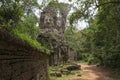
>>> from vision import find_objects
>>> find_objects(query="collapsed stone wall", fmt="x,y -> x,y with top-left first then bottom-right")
0,31 -> 48,80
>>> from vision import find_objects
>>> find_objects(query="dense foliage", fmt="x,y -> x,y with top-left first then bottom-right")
68,0 -> 120,69
0,0 -> 50,54
1,0 -> 120,68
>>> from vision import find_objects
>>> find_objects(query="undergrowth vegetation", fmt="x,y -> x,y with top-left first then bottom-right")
49,64 -> 85,80
0,0 -> 51,54
13,29 -> 50,54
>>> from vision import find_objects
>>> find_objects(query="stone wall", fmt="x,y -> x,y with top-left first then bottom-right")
0,31 -> 48,80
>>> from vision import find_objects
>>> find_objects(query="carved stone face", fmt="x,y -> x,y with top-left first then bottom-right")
44,14 -> 54,28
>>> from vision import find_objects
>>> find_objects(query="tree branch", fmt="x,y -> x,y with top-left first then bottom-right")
96,1 -> 120,7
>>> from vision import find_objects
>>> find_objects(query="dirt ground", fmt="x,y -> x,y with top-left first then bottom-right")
68,64 -> 117,80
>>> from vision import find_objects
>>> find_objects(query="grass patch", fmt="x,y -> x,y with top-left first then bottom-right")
49,64 -> 85,80
13,29 -> 50,54
79,61 -> 88,65
112,69 -> 120,80
50,70 -> 82,80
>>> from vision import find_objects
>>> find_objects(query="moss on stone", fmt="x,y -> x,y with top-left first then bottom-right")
13,29 -> 50,54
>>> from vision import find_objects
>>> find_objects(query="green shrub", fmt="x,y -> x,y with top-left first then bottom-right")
13,29 -> 50,54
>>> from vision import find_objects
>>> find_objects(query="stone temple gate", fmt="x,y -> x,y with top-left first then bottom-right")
0,1 -> 75,80
40,3 -> 68,34
38,2 -> 75,66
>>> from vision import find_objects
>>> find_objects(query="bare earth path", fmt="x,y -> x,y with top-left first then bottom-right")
69,64 -> 116,80
80,64 -> 114,80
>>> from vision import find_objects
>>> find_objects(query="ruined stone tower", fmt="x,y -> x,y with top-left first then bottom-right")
39,2 -> 70,34
38,1 -> 74,66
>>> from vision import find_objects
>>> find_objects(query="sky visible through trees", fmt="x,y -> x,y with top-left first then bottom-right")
37,0 -> 88,30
